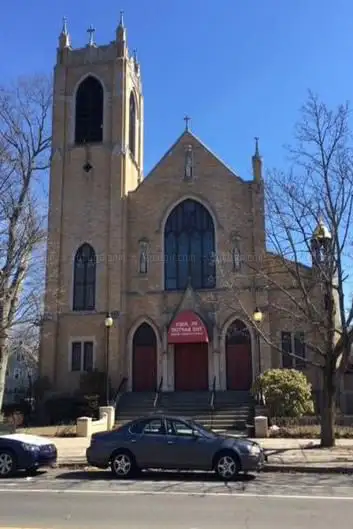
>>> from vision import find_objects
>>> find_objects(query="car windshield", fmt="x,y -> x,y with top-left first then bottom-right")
189,420 -> 217,437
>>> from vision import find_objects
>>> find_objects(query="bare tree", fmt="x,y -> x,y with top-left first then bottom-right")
219,92 -> 353,447
0,75 -> 51,412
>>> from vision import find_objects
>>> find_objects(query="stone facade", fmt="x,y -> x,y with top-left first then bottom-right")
40,19 -> 338,403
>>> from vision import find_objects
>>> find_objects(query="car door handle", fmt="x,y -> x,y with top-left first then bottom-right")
130,439 -> 137,443
167,440 -> 174,444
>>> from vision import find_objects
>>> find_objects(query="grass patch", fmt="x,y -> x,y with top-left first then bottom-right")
271,425 -> 353,438
17,424 -> 76,437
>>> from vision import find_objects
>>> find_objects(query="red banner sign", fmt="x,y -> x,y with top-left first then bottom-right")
168,310 -> 209,344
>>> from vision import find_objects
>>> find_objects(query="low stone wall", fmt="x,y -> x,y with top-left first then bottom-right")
255,401 -> 353,427
254,416 -> 269,438
259,414 -> 353,427
76,406 -> 115,437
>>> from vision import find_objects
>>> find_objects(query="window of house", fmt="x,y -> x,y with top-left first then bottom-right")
70,341 -> 94,372
281,331 -> 306,369
13,368 -> 22,379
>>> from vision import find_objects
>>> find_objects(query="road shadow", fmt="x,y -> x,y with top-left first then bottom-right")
55,469 -> 256,484
1,470 -> 47,479
264,443 -> 321,456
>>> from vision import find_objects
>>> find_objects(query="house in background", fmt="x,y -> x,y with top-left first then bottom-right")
4,338 -> 39,405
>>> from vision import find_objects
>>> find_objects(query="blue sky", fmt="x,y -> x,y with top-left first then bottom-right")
2,0 -> 353,178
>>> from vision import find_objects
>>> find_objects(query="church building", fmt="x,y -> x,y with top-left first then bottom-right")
40,16 -> 322,405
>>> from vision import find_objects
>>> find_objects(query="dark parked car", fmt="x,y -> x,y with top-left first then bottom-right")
0,433 -> 57,477
86,414 -> 265,480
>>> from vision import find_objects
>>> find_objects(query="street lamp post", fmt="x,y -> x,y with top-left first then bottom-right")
253,307 -> 264,405
104,313 -> 113,406
253,307 -> 263,374
311,219 -> 333,411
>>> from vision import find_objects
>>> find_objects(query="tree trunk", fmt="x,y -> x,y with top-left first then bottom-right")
320,366 -> 336,447
0,349 -> 8,413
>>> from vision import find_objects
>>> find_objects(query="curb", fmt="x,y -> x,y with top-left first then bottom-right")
56,462 -> 89,469
55,461 -> 353,474
263,464 -> 353,474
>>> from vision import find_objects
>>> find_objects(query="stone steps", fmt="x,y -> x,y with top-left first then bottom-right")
116,416 -> 249,431
116,390 -> 254,431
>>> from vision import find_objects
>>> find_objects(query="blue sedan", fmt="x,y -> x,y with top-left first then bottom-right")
86,414 -> 266,480
0,433 -> 57,477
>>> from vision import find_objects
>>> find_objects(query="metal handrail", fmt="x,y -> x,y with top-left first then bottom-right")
210,376 -> 216,411
153,376 -> 163,409
117,376 -> 128,393
113,376 -> 128,407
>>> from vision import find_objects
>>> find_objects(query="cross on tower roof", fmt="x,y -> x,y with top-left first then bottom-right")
254,136 -> 260,156
184,115 -> 191,131
87,24 -> 96,47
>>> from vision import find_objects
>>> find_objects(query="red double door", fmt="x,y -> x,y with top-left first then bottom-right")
132,342 -> 252,392
174,343 -> 209,391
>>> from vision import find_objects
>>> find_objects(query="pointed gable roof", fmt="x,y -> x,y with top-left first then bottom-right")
166,281 -> 214,339
144,129 -> 245,183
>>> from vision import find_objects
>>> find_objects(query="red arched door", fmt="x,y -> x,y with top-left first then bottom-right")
226,320 -> 252,391
132,323 -> 157,392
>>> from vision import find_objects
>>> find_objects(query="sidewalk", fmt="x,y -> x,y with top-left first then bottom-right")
52,436 -> 353,473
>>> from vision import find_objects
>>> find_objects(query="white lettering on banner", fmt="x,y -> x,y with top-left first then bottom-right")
170,320 -> 204,336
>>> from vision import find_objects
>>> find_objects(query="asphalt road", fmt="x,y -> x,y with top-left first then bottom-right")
1,469 -> 353,528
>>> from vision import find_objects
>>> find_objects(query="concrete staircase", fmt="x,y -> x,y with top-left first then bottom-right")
116,390 -> 254,433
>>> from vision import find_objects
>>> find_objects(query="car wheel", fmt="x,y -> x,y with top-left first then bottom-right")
215,452 -> 240,480
111,451 -> 136,479
0,450 -> 16,478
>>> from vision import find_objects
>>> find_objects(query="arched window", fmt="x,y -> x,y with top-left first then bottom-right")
129,91 -> 136,159
164,199 -> 216,291
75,76 -> 103,145
226,320 -> 250,345
132,322 -> 157,392
73,243 -> 96,311
133,322 -> 157,348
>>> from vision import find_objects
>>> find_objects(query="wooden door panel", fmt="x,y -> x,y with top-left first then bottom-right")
175,343 -> 208,391
226,343 -> 252,391
133,345 -> 157,392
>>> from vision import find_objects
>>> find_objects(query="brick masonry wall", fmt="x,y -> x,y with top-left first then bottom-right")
40,37 -> 329,401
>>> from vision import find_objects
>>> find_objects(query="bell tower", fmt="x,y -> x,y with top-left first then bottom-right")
40,15 -> 144,389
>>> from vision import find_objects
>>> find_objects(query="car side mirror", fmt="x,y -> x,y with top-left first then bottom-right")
192,429 -> 201,438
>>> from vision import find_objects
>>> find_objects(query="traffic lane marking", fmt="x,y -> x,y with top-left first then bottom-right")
1,488 -> 353,500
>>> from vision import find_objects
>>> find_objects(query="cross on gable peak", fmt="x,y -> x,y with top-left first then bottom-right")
184,115 -> 191,131
87,24 -> 96,47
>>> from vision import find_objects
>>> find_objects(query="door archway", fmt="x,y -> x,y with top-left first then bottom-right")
225,320 -> 252,391
132,322 -> 157,392
168,310 -> 209,391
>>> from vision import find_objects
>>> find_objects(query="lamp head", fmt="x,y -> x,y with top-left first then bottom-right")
105,314 -> 113,327
253,307 -> 263,323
